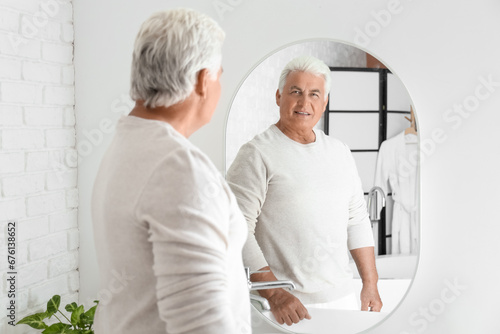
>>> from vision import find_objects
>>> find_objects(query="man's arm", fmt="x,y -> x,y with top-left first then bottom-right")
350,247 -> 383,312
250,266 -> 311,326
226,143 -> 269,270
343,145 -> 382,311
141,151 -> 239,333
227,143 -> 310,326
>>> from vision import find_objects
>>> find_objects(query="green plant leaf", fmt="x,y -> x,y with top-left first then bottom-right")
17,312 -> 49,329
42,323 -> 73,334
46,295 -> 61,318
71,305 -> 85,327
79,313 -> 90,327
65,302 -> 78,313
82,304 -> 98,326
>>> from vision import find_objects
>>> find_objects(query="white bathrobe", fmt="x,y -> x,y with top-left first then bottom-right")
374,131 -> 419,254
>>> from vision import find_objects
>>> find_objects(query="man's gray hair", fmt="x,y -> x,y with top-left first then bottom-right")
278,56 -> 331,101
130,8 -> 225,108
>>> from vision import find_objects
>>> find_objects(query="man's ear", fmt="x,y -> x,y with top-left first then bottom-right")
194,69 -> 210,98
275,89 -> 281,107
322,95 -> 329,113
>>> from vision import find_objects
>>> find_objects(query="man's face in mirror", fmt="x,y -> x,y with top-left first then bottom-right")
275,71 -> 328,131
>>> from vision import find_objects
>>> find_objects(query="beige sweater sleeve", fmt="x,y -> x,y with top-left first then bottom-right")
226,143 -> 269,271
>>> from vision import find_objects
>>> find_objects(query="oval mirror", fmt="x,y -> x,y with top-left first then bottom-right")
225,39 -> 420,334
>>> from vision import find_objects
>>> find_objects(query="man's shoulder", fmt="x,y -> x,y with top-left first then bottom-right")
319,131 -> 350,152
239,126 -> 277,152
250,125 -> 278,144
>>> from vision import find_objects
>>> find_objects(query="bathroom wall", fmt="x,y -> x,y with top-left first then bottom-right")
0,0 -> 78,331
73,0 -> 500,333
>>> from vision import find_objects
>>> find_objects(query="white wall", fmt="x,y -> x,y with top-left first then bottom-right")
0,0 -> 78,332
74,0 -> 500,333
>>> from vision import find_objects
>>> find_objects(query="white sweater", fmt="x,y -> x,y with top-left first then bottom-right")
92,116 -> 251,334
226,125 -> 374,304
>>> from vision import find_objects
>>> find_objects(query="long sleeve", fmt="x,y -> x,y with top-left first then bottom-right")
136,148 -> 237,334
344,145 -> 375,250
226,143 -> 269,271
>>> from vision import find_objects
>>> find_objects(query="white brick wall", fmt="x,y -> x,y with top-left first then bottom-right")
26,191 -> 67,216
2,129 -> 45,149
0,82 -> 44,104
0,105 -> 23,126
45,128 -> 75,147
18,216 -> 49,242
0,1 -> 78,333
41,42 -> 73,64
25,107 -> 63,126
0,8 -> 20,33
0,57 -> 22,79
0,152 -> 24,174
23,61 -> 61,83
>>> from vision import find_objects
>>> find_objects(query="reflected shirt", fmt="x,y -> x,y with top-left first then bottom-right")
227,124 -> 374,304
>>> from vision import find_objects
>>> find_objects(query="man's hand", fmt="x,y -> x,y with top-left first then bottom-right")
267,289 -> 311,326
250,266 -> 311,326
360,283 -> 383,312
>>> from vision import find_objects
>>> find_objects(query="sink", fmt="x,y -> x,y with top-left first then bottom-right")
251,301 -> 389,334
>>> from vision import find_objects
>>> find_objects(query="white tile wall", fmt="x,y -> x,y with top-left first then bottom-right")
0,1 -> 78,333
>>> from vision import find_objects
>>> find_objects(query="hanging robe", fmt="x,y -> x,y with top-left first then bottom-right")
374,130 -> 419,254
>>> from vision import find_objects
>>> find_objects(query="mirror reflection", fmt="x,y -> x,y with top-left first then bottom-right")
225,40 -> 419,333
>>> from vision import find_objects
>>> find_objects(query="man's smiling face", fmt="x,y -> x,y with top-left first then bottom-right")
275,70 -> 329,132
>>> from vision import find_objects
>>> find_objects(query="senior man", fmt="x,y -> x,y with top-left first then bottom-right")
92,9 -> 250,334
227,56 -> 382,326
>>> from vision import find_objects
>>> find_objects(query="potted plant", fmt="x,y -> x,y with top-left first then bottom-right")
17,295 -> 98,334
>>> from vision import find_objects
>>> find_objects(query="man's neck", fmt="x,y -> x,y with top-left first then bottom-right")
129,98 -> 200,137
275,121 -> 316,144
